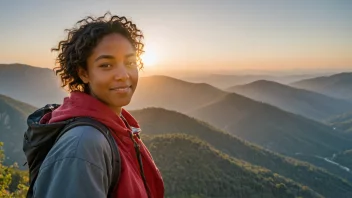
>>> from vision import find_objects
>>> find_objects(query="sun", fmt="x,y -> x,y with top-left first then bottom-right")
141,50 -> 157,67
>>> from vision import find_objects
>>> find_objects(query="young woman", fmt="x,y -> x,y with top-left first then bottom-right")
32,12 -> 164,198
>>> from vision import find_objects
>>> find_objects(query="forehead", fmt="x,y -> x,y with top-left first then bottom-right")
92,33 -> 135,55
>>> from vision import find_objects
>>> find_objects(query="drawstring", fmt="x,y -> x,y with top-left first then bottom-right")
120,116 -> 152,198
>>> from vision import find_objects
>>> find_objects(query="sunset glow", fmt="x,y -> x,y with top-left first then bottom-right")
0,0 -> 351,72
141,50 -> 157,68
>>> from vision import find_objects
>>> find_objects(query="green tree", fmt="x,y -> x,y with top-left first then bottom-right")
0,142 -> 28,198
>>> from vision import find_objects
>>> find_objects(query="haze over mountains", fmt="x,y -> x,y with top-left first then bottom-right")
0,94 -> 36,166
291,73 -> 352,102
0,64 -> 67,107
129,75 -> 227,113
227,80 -> 352,121
189,93 -> 352,156
326,112 -> 352,136
2,63 -> 352,197
176,73 -> 317,89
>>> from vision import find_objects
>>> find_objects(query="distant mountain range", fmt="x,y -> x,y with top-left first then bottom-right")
190,93 -> 352,157
0,63 -> 67,107
179,73 -> 318,89
132,107 -> 352,197
2,95 -> 352,198
291,72 -> 352,102
3,64 -> 352,160
0,94 -> 36,166
3,63 -> 352,197
227,80 -> 352,121
129,75 -> 227,113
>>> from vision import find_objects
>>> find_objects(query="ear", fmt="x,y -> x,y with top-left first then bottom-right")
77,66 -> 89,84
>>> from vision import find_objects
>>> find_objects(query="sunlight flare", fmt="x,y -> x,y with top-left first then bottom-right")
141,51 -> 157,67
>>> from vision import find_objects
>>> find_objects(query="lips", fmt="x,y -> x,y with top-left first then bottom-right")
110,85 -> 131,90
110,85 -> 132,93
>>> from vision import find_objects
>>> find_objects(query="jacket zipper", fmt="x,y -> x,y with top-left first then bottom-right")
120,115 -> 152,198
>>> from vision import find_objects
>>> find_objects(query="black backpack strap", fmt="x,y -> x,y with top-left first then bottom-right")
56,117 -> 121,197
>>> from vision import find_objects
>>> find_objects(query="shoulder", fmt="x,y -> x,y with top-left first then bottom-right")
41,125 -> 113,171
34,126 -> 113,198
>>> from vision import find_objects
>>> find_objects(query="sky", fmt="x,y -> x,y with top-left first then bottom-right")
0,0 -> 351,74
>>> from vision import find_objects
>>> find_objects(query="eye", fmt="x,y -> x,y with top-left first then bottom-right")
126,61 -> 137,68
99,63 -> 112,68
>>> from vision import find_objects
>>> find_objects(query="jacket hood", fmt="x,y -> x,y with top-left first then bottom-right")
32,91 -> 140,137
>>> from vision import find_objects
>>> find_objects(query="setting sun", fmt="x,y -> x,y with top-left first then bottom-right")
141,50 -> 157,67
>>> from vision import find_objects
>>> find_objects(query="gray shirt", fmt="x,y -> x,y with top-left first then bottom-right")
33,126 -> 114,198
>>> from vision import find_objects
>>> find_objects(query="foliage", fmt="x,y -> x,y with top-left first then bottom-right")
143,134 -> 323,198
133,107 -> 352,198
0,142 -> 28,198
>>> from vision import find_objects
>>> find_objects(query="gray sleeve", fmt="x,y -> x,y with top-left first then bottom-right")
33,126 -> 113,198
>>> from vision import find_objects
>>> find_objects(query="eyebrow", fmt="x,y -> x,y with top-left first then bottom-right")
94,53 -> 136,62
125,53 -> 136,59
94,55 -> 114,62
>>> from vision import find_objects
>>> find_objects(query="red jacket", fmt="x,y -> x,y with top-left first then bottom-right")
43,91 -> 164,198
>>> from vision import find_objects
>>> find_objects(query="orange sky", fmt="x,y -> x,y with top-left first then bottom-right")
0,0 -> 351,73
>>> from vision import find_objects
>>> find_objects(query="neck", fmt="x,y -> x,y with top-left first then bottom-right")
112,106 -> 122,117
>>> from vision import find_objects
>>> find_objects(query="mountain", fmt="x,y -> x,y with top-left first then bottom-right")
128,75 -> 227,113
1,96 -> 352,197
227,80 -> 352,121
179,74 -> 317,89
128,76 -> 352,179
189,93 -> 352,159
291,72 -> 352,101
132,108 -> 352,197
334,150 -> 352,171
0,64 -> 227,113
0,63 -> 67,107
144,134 -> 322,198
0,94 -> 36,166
326,112 -> 352,135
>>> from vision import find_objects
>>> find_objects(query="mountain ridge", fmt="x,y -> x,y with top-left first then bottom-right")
189,91 -> 352,182
0,94 -> 36,166
227,80 -> 352,121
0,63 -> 67,107
291,72 -> 352,101
132,107 -> 352,197
144,133 -> 323,198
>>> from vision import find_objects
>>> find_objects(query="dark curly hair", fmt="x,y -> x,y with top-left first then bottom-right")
52,12 -> 144,93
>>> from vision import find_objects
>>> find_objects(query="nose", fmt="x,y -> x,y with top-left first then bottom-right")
113,63 -> 130,81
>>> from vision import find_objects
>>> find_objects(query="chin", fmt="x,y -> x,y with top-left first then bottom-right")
113,99 -> 131,108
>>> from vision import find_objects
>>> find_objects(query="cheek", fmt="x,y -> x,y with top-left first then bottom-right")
90,71 -> 111,90
130,69 -> 139,86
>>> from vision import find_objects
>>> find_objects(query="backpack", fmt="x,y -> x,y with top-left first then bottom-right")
23,104 -> 121,198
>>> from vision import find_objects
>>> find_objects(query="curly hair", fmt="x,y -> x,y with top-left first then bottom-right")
52,12 -> 144,93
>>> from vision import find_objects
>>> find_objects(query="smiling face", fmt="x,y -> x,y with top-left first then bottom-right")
78,33 -> 139,114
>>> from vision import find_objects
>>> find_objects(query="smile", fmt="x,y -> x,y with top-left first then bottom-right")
110,86 -> 132,93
